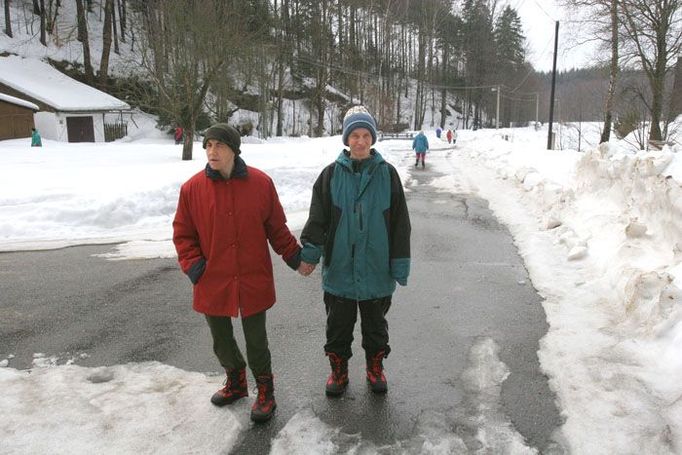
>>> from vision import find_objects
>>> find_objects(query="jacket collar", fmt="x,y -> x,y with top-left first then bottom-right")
336,149 -> 384,171
205,156 -> 248,181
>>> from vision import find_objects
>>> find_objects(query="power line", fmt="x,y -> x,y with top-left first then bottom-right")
425,82 -> 501,90
509,0 -> 528,13
530,0 -> 557,21
500,92 -> 536,103
294,54 -> 502,92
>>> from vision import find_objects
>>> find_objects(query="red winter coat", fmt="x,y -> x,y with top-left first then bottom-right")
172,160 -> 300,317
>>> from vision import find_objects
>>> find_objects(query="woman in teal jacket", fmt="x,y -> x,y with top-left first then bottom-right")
412,131 -> 429,168
31,128 -> 42,147
300,106 -> 411,397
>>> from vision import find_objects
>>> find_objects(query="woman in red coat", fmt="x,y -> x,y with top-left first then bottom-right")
174,126 -> 183,144
173,123 -> 304,423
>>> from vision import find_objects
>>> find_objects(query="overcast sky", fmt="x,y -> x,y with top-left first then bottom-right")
506,0 -> 598,72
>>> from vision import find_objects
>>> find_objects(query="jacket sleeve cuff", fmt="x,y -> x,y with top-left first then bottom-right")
187,257 -> 206,284
300,243 -> 322,265
284,249 -> 302,271
390,258 -> 410,286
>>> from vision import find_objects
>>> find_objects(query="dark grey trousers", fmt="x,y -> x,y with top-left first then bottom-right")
205,311 -> 271,377
323,292 -> 392,360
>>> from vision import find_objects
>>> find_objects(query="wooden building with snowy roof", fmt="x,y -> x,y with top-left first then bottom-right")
0,56 -> 131,143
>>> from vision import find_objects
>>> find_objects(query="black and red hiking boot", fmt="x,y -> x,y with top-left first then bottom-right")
211,368 -> 248,406
366,350 -> 388,393
251,374 -> 277,423
325,352 -> 349,397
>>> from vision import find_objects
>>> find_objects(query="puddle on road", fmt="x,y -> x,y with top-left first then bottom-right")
270,338 -> 564,454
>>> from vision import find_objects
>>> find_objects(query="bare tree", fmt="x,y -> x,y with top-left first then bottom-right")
111,0 -> 119,54
670,57 -> 682,118
98,0 -> 113,89
409,0 -> 449,130
1,0 -> 553,140
310,0 -> 331,136
462,0 -> 497,129
4,0 -> 12,38
620,0 -> 682,144
45,0 -> 62,35
75,0 -> 94,83
272,0 -> 289,136
117,0 -> 126,43
137,0 -> 256,160
39,0 -> 46,45
559,0 -> 620,142
601,0 -> 619,143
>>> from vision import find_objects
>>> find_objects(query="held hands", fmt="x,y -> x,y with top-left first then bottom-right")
298,261 -> 316,276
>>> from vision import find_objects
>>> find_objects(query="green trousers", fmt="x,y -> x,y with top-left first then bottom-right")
205,311 -> 271,377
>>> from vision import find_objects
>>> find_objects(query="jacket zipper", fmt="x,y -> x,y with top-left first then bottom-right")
357,202 -> 363,231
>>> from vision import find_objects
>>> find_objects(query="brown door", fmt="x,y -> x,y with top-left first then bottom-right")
66,116 -> 95,142
0,115 -> 12,139
14,115 -> 33,138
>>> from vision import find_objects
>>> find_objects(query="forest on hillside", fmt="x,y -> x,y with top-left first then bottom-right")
3,0 -> 682,155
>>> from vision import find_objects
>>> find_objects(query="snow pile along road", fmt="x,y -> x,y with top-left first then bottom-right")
454,131 -> 682,454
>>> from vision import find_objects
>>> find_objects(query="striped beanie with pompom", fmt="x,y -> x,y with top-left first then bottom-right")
341,106 -> 377,146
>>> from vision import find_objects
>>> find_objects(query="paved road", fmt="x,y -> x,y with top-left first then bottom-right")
0,148 -> 564,454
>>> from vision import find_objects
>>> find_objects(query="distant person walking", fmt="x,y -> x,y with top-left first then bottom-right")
435,127 -> 442,139
446,129 -> 453,144
174,126 -> 184,145
31,128 -> 42,147
412,130 -> 429,169
299,105 -> 411,397
172,123 -> 307,423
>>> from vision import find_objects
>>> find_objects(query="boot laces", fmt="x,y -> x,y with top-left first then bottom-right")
331,355 -> 343,373
221,376 -> 233,392
329,354 -> 347,381
256,380 -> 271,404
369,352 -> 384,378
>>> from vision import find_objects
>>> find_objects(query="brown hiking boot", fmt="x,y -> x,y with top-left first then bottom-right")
366,350 -> 388,393
211,368 -> 248,406
325,352 -> 349,397
251,374 -> 276,423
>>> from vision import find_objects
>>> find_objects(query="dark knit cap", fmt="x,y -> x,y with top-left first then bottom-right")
202,123 -> 241,154
342,106 -> 378,146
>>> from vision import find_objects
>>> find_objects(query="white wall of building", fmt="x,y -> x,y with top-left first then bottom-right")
33,112 -> 111,142
33,112 -> 60,141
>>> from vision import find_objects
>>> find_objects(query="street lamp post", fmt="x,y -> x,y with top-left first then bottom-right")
492,85 -> 500,129
547,21 -> 560,149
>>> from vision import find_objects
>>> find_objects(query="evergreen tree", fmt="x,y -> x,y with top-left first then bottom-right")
461,0 -> 495,128
494,5 -> 527,126
494,6 -> 525,69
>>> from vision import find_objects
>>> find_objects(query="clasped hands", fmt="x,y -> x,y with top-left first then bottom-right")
297,261 -> 316,276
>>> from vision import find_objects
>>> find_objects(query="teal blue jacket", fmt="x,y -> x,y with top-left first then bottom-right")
301,150 -> 411,300
412,133 -> 429,153
31,130 -> 42,146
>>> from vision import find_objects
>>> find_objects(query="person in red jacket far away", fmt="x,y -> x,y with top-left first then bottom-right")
172,123 -> 311,423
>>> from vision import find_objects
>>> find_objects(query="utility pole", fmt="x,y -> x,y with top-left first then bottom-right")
495,85 -> 500,129
535,92 -> 539,126
547,21 -> 559,149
